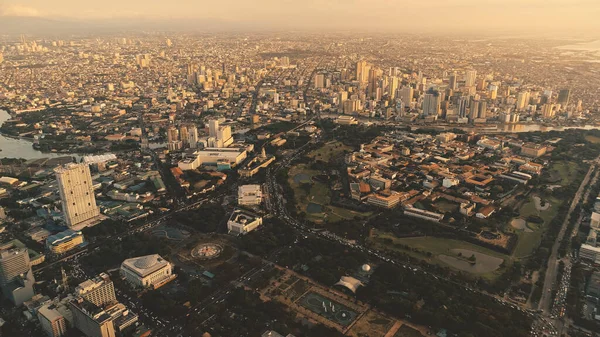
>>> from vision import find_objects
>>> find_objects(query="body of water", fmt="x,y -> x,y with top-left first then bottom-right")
556,40 -> 600,52
0,109 -> 71,159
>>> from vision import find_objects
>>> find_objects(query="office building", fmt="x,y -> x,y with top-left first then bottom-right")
0,241 -> 35,305
55,163 -> 100,228
356,60 -> 369,84
75,273 -> 116,307
187,125 -> 199,148
558,88 -> 571,106
69,297 -> 116,337
422,91 -> 441,116
227,209 -> 263,235
238,185 -> 262,206
314,74 -> 325,89
121,255 -> 175,289
465,69 -> 477,87
46,229 -> 85,254
449,72 -> 457,90
38,303 -> 68,337
208,119 -> 219,138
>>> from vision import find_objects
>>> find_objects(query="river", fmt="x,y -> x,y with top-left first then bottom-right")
0,109 -> 72,159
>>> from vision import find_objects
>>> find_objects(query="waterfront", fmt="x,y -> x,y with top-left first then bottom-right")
0,109 -> 70,159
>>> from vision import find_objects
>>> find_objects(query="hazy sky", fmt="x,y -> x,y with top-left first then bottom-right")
1,0 -> 600,34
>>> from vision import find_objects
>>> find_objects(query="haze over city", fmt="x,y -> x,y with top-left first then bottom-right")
1,0 -> 600,35
1,1 -> 600,337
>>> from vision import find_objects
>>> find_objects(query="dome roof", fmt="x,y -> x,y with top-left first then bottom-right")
362,264 -> 371,272
134,255 -> 159,269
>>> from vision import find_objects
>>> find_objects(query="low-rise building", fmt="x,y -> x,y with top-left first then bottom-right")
120,255 -> 175,289
46,229 -> 85,254
227,209 -> 263,235
238,185 -> 262,206
521,143 -> 547,157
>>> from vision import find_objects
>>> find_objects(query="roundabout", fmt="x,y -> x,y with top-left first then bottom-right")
191,243 -> 224,260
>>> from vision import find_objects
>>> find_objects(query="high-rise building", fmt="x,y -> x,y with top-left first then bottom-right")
167,126 -> 179,143
542,103 -> 555,118
188,125 -> 198,149
0,241 -> 35,305
179,125 -> 189,146
69,297 -> 116,337
449,72 -> 457,90
399,86 -> 413,105
208,119 -> 219,138
422,90 -> 441,116
75,273 -> 116,308
356,60 -> 369,84
55,163 -> 100,228
465,70 -> 477,87
457,96 -> 469,118
313,74 -> 325,89
389,76 -> 399,99
516,91 -> 529,110
38,304 -> 68,337
558,89 -> 571,106
478,101 -> 487,119
0,52 -> 4,64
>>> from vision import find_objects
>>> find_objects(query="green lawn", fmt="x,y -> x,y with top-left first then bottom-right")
368,230 -> 509,279
306,141 -> 352,162
547,161 -> 579,185
511,195 -> 560,258
288,163 -> 370,223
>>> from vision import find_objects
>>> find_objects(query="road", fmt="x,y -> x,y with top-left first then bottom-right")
264,138 -> 531,320
538,161 -> 596,314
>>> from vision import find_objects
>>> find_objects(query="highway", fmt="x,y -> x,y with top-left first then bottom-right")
538,159 -> 597,313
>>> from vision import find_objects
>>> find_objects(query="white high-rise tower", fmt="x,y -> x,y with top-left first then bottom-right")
55,163 -> 100,228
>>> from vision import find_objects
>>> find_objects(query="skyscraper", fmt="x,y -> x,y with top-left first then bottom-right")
558,89 -> 571,106
356,60 -> 369,84
0,241 -> 35,305
188,125 -> 199,149
399,86 -> 414,106
422,90 -> 441,116
449,72 -> 457,90
208,119 -> 219,138
55,163 -> 100,228
465,70 -> 477,87
457,96 -> 469,118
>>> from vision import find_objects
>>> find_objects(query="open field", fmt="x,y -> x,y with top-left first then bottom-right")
585,135 -> 600,144
546,161 -> 579,185
347,310 -> 394,337
306,140 -> 352,162
510,195 -> 560,258
368,230 -> 509,279
288,163 -> 370,223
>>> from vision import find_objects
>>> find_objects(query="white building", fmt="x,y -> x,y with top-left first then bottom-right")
442,177 -> 459,188
178,156 -> 202,171
238,185 -> 262,206
120,255 -> 175,289
54,163 -> 100,228
37,304 -> 68,337
580,244 -> 600,264
193,147 -> 247,166
227,209 -> 263,235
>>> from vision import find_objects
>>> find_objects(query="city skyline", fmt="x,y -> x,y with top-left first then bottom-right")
1,0 -> 600,36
